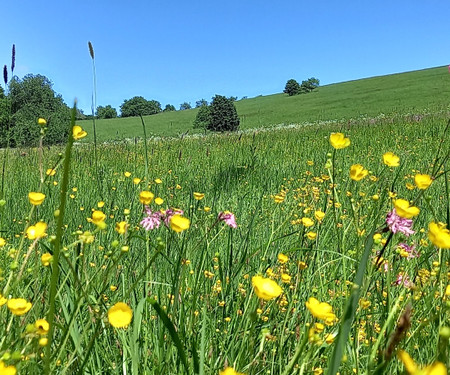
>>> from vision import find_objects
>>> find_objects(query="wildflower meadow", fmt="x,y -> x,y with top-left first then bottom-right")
0,105 -> 448,375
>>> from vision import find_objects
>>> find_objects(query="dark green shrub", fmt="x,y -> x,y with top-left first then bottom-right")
207,95 -> 239,132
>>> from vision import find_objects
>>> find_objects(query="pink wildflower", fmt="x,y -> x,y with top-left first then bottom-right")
386,209 -> 415,236
140,206 -> 161,230
398,242 -> 419,259
393,273 -> 413,288
218,211 -> 237,228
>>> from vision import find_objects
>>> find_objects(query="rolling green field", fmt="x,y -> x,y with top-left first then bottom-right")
0,67 -> 449,375
79,66 -> 450,141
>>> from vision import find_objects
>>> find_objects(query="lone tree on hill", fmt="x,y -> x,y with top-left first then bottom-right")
283,79 -> 301,96
300,77 -> 320,93
207,95 -> 239,132
120,96 -> 161,117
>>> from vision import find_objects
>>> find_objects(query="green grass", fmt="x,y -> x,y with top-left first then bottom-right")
0,110 -> 449,374
79,66 -> 450,141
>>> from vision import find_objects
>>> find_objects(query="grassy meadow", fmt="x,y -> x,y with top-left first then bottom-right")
78,66 -> 450,141
0,71 -> 449,375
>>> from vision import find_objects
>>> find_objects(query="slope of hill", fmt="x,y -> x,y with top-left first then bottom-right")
79,66 -> 450,141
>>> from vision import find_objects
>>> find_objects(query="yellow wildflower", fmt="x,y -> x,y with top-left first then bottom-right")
0,237 -> 6,247
414,174 -> 432,190
72,125 -> 87,140
108,302 -> 133,328
305,297 -> 337,325
219,367 -> 245,375
349,164 -> 368,181
398,350 -> 446,375
329,133 -> 350,149
170,215 -> 190,233
41,253 -> 53,266
383,152 -> 400,167
277,253 -> 289,264
428,222 -> 450,249
28,192 -> 46,206
139,191 -> 154,205
0,361 -> 16,375
252,276 -> 282,301
193,192 -> 205,200
115,221 -> 129,235
394,199 -> 420,219
26,222 -> 47,240
7,298 -> 32,316
35,319 -> 50,335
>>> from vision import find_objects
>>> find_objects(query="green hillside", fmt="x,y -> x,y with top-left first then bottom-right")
79,66 -> 450,141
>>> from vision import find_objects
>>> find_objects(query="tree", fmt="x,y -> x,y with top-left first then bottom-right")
5,74 -> 70,147
207,95 -> 239,132
283,79 -> 301,96
120,96 -> 161,117
300,77 -> 320,93
193,104 -> 210,130
163,104 -> 176,112
96,105 -> 118,119
195,99 -> 208,108
179,102 -> 192,110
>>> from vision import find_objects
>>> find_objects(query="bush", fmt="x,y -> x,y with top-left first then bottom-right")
207,95 -> 239,132
4,74 -> 70,147
97,105 -> 118,119
120,96 -> 161,117
283,79 -> 301,96
163,104 -> 176,112
193,104 -> 210,129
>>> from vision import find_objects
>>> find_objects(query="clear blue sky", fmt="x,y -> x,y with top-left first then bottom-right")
1,1 -> 449,114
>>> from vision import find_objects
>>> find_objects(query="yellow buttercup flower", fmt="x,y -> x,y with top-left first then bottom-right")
34,319 -> 50,335
349,164 -> 368,181
306,231 -> 317,240
0,237 -> 6,247
315,210 -> 325,222
41,253 -> 53,266
91,210 -> 106,226
329,133 -> 350,149
139,191 -> 154,205
154,197 -> 164,205
193,192 -> 205,200
277,253 -> 289,264
383,152 -> 400,167
133,177 -> 141,185
0,295 -> 7,306
414,174 -> 432,190
251,275 -> 282,301
46,168 -> 56,176
0,361 -> 17,375
170,215 -> 190,233
398,350 -> 446,375
115,221 -> 129,235
26,221 -> 47,240
428,222 -> 450,249
301,217 -> 314,227
7,298 -> 32,316
219,367 -> 245,375
38,118 -> 47,126
305,297 -> 337,325
28,192 -> 46,206
108,302 -> 133,328
124,171 -> 131,178
394,199 -> 420,219
72,125 -> 87,140
154,178 -> 163,184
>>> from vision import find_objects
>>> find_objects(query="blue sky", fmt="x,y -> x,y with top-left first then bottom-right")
1,1 -> 449,114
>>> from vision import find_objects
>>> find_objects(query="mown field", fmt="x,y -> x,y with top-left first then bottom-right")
0,105 -> 449,374
78,66 -> 450,141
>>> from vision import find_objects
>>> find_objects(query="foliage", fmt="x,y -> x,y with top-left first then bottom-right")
283,78 -> 301,96
195,99 -> 208,108
207,94 -> 240,132
192,103 -> 210,129
2,74 -> 70,147
300,77 -> 320,93
163,104 -> 176,112
120,96 -> 161,117
179,102 -> 192,110
96,105 -> 118,119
